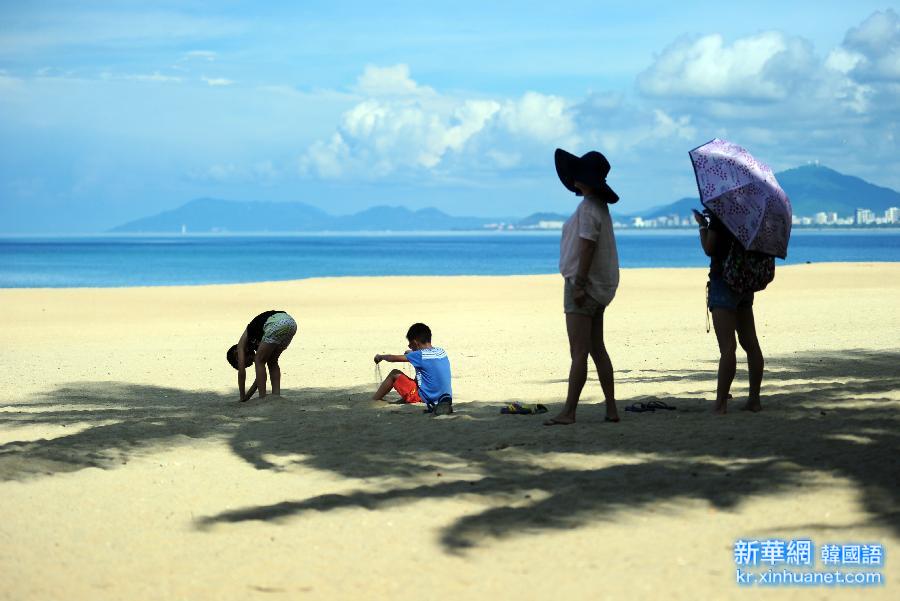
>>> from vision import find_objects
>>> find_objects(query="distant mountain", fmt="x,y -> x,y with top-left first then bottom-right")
777,165 -> 900,215
626,165 -> 900,219
111,199 -> 498,233
110,198 -> 333,232
331,206 -> 493,231
112,165 -> 900,233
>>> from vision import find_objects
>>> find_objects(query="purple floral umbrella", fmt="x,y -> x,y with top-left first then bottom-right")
689,138 -> 792,259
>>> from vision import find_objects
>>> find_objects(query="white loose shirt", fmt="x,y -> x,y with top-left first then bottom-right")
559,196 -> 620,305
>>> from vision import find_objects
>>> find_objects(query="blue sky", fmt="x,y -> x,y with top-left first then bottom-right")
1,1 -> 898,232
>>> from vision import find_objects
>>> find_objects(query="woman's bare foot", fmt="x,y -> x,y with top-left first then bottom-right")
544,413 -> 576,426
712,393 -> 732,415
741,399 -> 762,413
605,399 -> 619,422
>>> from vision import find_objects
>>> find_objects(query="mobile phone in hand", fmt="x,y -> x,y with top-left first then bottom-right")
691,209 -> 708,226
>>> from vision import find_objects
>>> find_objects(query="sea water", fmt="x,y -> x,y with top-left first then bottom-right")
1,230 -> 898,288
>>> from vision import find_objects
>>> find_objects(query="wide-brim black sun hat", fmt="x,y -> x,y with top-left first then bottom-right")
554,148 -> 619,203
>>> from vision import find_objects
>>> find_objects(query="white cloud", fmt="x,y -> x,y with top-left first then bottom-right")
202,76 -> 235,86
637,32 -> 815,100
841,9 -> 900,82
301,133 -> 351,178
96,71 -> 182,83
651,109 -> 696,140
302,65 -> 587,179
127,72 -> 183,83
296,12 -> 898,190
617,11 -> 899,196
303,65 -> 506,177
355,64 -> 434,97
635,17 -> 899,125
571,103 -> 696,159
183,50 -> 217,62
499,92 -> 577,146
0,11 -> 242,55
825,47 -> 864,74
486,150 -> 522,168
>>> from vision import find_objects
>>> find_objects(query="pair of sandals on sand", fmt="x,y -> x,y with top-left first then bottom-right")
625,400 -> 677,413
501,402 -> 548,415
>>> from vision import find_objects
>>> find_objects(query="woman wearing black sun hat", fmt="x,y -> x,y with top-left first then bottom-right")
544,149 -> 621,426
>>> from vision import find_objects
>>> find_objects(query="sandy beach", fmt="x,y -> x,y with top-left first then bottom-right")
1,262 -> 898,600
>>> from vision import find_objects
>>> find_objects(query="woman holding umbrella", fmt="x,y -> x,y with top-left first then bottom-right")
544,148 -> 621,426
689,138 -> 792,414
695,210 -> 764,414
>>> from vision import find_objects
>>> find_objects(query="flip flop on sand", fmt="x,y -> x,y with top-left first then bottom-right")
500,402 -> 548,415
646,400 -> 676,411
625,402 -> 652,413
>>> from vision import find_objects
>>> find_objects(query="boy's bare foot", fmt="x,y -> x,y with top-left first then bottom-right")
544,413 -> 576,426
741,399 -> 762,413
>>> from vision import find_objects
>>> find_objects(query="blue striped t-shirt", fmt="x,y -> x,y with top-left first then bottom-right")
406,347 -> 452,406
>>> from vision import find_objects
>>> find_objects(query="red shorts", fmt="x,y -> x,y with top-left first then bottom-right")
392,373 -> 421,404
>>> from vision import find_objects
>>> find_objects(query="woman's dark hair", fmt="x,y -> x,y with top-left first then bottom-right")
226,344 -> 254,370
406,322 -> 432,344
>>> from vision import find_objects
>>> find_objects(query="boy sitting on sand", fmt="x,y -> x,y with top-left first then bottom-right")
373,323 -> 453,415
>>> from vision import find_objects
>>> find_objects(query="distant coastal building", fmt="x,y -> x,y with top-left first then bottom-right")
504,206 -> 898,231
856,208 -> 876,225
629,214 -> 691,228
886,207 -> 900,224
536,220 -> 565,229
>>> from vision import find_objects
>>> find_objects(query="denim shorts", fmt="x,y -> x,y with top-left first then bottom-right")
708,276 -> 754,311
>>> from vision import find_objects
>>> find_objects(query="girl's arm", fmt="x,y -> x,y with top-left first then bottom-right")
237,329 -> 252,400
241,379 -> 259,402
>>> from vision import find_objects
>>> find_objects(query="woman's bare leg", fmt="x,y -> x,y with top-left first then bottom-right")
589,308 -> 617,420
546,313 -> 592,425
736,306 -> 764,412
711,308 -> 737,414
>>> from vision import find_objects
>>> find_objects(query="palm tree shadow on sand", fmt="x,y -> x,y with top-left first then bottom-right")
1,349 -> 897,552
